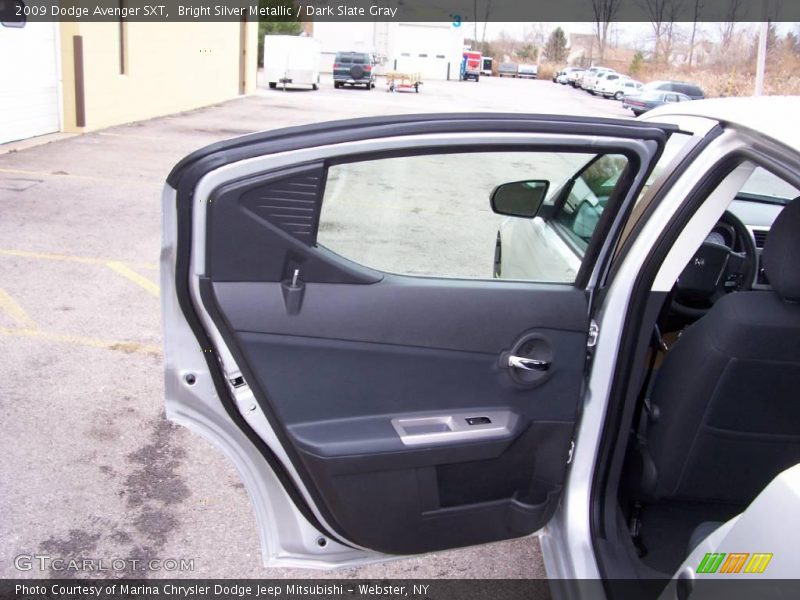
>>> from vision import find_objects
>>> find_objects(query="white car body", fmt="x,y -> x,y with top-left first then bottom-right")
582,67 -> 615,92
596,74 -> 642,99
566,68 -> 585,85
161,97 -> 800,595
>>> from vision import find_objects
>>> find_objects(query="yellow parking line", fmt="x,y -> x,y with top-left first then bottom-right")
105,261 -> 160,296
0,327 -> 161,356
0,249 -> 157,271
0,288 -> 37,328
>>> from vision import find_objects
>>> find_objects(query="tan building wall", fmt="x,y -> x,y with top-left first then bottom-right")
59,21 -> 258,132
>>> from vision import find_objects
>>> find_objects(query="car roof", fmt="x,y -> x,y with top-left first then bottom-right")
645,96 -> 800,150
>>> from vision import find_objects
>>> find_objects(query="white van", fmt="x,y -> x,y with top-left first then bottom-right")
263,35 -> 321,90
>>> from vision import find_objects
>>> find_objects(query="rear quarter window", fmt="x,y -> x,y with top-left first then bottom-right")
336,53 -> 368,64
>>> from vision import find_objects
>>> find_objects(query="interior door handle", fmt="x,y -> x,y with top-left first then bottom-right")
508,355 -> 550,372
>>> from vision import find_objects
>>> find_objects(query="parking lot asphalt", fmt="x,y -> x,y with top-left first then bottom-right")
0,74 -> 631,579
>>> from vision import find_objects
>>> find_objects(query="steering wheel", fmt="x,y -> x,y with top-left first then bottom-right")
671,210 -> 757,319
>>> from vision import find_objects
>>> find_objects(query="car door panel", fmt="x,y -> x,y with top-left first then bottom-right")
167,115 -> 673,562
203,276 -> 587,554
210,278 -> 588,351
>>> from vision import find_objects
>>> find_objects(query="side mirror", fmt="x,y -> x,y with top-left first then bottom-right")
490,180 -> 549,218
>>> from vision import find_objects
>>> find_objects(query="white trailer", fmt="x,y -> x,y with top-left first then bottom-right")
263,35 -> 321,90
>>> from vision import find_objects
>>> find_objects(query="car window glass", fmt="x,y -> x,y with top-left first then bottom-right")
740,167 -> 800,203
613,132 -> 694,253
552,154 -> 628,251
318,151 -> 627,283
637,132 -> 692,201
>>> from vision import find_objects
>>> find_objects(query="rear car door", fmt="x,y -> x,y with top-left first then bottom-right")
162,114 -> 673,565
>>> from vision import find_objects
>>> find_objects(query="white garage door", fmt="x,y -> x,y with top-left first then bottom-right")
394,55 -> 451,80
0,21 -> 60,144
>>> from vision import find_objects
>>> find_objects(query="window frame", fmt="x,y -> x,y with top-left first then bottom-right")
316,143 -> 645,287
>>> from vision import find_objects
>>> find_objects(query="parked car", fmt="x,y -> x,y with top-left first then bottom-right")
480,56 -> 493,76
557,67 -> 581,84
517,64 -> 538,79
624,89 -> 691,115
263,35 -> 321,91
497,62 -> 519,77
627,79 -> 706,101
615,78 -> 643,99
589,71 -> 616,94
582,67 -> 616,93
595,73 -> 642,100
332,51 -> 375,90
565,67 -> 586,86
163,97 -> 800,596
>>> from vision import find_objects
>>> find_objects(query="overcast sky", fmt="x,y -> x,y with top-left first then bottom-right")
479,21 -> 799,45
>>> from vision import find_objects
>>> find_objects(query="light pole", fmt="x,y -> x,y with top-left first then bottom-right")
754,21 -> 768,96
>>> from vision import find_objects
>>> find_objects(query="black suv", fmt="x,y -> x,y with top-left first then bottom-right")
333,51 -> 375,90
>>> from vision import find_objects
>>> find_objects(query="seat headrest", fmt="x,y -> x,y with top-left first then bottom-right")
763,196 -> 800,302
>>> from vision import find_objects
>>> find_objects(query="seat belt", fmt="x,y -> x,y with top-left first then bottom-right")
632,325 -> 668,441
629,324 -> 669,556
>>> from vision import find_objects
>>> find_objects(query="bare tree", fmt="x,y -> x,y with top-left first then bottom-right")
523,23 -> 550,48
640,0 -> 668,62
641,0 -> 684,64
494,29 -> 520,61
480,0 -> 493,53
720,0 -> 744,50
591,0 -> 622,63
473,0 -> 478,49
662,1 -> 684,63
687,0 -> 703,66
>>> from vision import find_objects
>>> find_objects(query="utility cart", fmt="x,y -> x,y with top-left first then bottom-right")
386,71 -> 422,93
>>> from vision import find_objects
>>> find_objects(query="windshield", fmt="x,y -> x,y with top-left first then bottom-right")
740,167 -> 800,205
337,53 -> 368,64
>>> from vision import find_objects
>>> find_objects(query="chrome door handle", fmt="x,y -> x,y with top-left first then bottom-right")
508,355 -> 550,372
